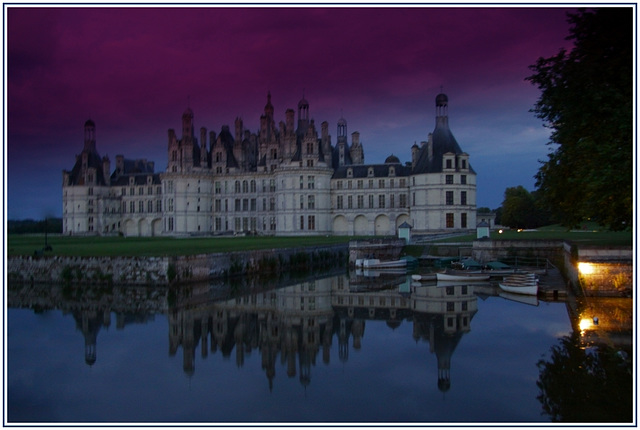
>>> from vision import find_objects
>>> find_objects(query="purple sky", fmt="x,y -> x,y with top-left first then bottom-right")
6,6 -> 576,220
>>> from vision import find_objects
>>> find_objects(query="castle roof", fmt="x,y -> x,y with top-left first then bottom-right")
66,149 -> 107,186
412,94 -> 475,175
332,162 -> 411,179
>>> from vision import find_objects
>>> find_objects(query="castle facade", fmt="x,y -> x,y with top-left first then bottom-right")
62,92 -> 477,237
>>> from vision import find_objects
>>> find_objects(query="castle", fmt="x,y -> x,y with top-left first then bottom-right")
62,92 -> 477,237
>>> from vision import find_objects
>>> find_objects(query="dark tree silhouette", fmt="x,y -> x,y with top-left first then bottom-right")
527,8 -> 633,230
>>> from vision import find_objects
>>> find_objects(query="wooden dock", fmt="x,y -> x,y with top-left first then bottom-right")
537,266 -> 569,299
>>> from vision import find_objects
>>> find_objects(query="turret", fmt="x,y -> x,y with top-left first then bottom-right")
200,127 -> 208,166
84,120 -> 96,152
411,142 -> 420,167
102,156 -> 111,186
235,117 -> 243,143
182,107 -> 194,139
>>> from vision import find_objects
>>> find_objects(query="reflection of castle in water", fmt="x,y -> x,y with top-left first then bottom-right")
8,275 -> 477,391
8,284 -> 166,366
169,274 -> 478,392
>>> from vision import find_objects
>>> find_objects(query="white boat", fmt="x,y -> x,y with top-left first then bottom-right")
498,282 -> 538,296
362,259 -> 407,269
498,273 -> 539,296
436,272 -> 490,282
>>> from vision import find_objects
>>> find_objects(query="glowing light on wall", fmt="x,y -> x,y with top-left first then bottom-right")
579,318 -> 593,332
578,262 -> 595,275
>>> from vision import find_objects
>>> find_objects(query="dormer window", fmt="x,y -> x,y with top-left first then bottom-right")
445,159 -> 453,169
367,167 -> 374,177
347,168 -> 353,178
389,167 -> 395,176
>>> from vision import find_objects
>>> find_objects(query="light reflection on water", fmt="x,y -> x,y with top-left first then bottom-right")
6,272 -> 633,423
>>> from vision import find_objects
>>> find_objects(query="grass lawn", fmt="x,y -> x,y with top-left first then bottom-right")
429,223 -> 632,246
7,234 -> 356,257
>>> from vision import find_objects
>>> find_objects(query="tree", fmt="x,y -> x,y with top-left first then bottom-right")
501,186 -> 545,229
527,8 -> 633,230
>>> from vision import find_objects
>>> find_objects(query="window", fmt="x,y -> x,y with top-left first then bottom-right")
306,160 -> 314,167
308,215 -> 315,231
215,182 -> 221,194
235,181 -> 241,193
399,194 -> 407,208
168,217 -> 174,231
139,201 -> 144,213
400,179 -> 406,188
348,195 -> 353,209
130,201 -> 135,213
337,181 -> 343,190
446,213 -> 454,228
235,199 -> 241,211
461,213 -> 467,228
242,181 -> 248,193
461,191 -> 467,206
461,175 -> 467,185
446,175 -> 454,184
250,180 -> 256,192
148,200 -> 153,212
369,195 -> 374,208
461,159 -> 467,169
446,191 -> 454,205
357,195 -> 364,209
300,216 -> 304,230
357,180 -> 363,189
308,176 -> 315,189
300,196 -> 304,209
390,194 -> 395,208
367,167 -> 374,177
337,195 -> 343,210
156,200 -> 162,212
446,159 -> 452,169
379,179 -> 385,188
308,195 -> 315,209
300,176 -> 304,189
379,195 -> 385,208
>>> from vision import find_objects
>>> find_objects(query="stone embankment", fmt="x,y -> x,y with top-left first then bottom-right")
7,244 -> 348,286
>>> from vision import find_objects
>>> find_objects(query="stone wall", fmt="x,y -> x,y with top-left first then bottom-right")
7,244 -> 349,286
471,239 -> 565,262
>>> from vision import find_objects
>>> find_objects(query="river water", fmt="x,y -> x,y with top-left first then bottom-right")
6,271 -> 633,424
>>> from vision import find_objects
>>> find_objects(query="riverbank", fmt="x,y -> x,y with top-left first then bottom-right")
7,244 -> 348,286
